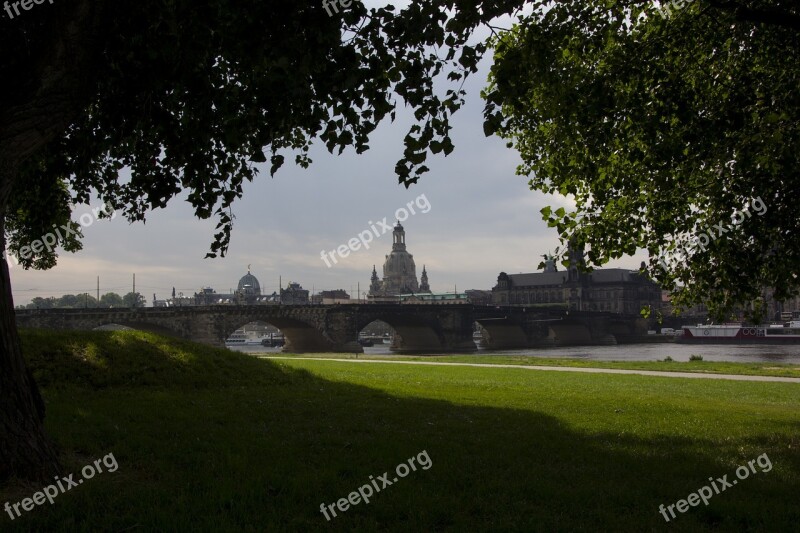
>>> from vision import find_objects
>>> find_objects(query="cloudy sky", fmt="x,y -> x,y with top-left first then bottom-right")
9,7 -> 648,307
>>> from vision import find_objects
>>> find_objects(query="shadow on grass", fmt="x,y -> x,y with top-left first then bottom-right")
2,329 -> 798,532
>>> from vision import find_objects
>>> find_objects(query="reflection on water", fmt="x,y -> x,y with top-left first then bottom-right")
228,342 -> 800,363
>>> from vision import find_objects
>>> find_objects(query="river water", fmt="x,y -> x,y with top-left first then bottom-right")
228,342 -> 800,363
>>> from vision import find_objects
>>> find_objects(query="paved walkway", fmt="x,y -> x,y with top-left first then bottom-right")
261,356 -> 800,383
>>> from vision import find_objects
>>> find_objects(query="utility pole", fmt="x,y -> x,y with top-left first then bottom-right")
357,282 -> 360,304
96,276 -> 99,302
279,275 -> 282,304
132,273 -> 136,308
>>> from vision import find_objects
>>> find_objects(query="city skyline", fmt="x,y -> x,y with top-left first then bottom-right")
8,55 -> 649,307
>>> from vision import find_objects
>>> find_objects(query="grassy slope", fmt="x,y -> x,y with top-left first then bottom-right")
1,329 -> 798,532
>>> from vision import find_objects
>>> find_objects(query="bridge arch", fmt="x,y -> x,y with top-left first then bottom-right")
220,321 -> 284,349
356,320 -> 394,350
356,312 -> 448,353
474,318 -> 533,349
92,323 -> 133,331
222,316 -> 333,353
92,321 -> 184,339
548,321 -> 594,345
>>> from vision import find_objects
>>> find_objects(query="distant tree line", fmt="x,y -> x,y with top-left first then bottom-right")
18,292 -> 145,309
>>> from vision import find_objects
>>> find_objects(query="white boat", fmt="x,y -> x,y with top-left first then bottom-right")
225,334 -> 265,346
678,321 -> 800,344
225,328 -> 271,346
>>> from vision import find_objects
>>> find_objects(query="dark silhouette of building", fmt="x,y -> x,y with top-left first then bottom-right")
311,289 -> 350,304
281,281 -> 309,304
369,222 -> 432,297
192,269 -> 278,305
465,290 -> 492,305
492,242 -> 662,313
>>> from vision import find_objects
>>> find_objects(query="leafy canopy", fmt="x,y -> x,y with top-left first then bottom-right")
2,0 -> 515,263
3,0 -> 798,320
483,1 -> 800,318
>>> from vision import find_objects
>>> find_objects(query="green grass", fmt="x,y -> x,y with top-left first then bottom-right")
1,329 -> 799,532
268,352 -> 800,378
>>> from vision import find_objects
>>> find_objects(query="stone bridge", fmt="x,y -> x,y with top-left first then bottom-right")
15,305 -> 650,353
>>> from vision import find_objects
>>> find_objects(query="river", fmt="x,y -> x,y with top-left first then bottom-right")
228,342 -> 800,363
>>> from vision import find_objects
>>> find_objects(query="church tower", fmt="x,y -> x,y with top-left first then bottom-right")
566,239 -> 586,282
369,222 -> 424,296
564,239 -> 589,310
420,265 -> 431,293
369,265 -> 382,295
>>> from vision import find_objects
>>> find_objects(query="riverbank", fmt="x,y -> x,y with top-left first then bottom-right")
3,329 -> 798,531
232,340 -> 800,364
260,352 -> 800,379
261,356 -> 800,382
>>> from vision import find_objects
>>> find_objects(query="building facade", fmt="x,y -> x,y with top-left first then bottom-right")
280,281 -> 309,305
191,269 -> 280,305
154,270 -> 287,306
491,244 -> 663,314
311,289 -> 351,305
464,290 -> 493,305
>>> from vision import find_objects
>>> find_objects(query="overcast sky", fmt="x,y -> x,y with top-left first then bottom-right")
9,7 -> 649,307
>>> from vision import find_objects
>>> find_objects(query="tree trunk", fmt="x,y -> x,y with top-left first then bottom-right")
0,168 -> 61,483
0,0 -> 105,484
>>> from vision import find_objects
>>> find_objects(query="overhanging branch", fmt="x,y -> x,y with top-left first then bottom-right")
708,1 -> 800,30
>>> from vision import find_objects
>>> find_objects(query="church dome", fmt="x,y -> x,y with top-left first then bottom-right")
369,222 -> 423,296
238,271 -> 261,295
384,250 -> 417,277
381,249 -> 419,294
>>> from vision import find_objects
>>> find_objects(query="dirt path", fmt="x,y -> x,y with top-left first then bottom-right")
261,357 -> 800,383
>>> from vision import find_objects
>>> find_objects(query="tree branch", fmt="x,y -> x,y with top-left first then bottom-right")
707,1 -> 800,30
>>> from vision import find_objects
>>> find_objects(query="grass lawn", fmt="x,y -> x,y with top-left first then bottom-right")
2,329 -> 798,532
269,352 -> 800,378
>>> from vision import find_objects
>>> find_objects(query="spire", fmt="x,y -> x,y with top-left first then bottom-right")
369,265 -> 382,295
566,239 -> 587,284
420,265 -> 430,292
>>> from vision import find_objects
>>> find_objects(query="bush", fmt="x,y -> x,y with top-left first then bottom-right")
663,356 -> 674,362
689,355 -> 704,362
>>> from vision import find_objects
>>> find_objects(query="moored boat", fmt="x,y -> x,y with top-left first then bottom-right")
225,332 -> 265,346
678,321 -> 800,344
